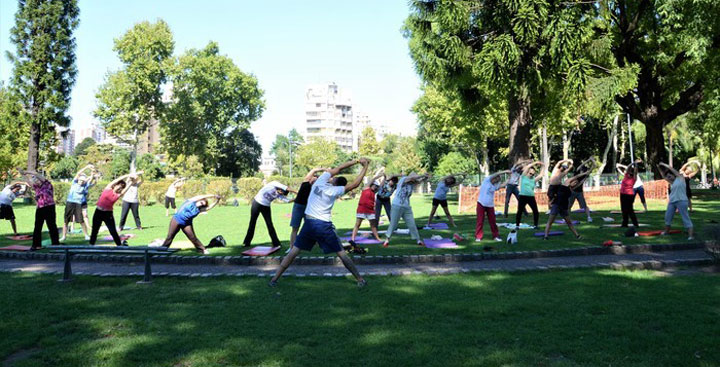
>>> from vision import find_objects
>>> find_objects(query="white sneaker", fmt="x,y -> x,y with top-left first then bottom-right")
660,232 -> 668,236
688,236 -> 695,241
493,237 -> 502,242
587,217 -> 593,223
84,235 -> 90,241
475,238 -> 483,242
202,249 -> 210,255
59,236 -> 66,242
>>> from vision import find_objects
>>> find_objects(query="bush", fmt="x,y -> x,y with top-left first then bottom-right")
87,181 -> 108,204
180,179 -> 204,199
207,178 -> 233,204
52,181 -> 71,205
266,175 -> 304,190
139,181 -> 170,206
236,177 -> 263,202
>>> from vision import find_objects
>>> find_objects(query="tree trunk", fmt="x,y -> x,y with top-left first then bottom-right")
645,119 -> 667,178
619,124 -> 626,162
508,93 -> 532,164
596,115 -> 619,189
26,121 -> 41,172
480,143 -> 489,176
667,129 -> 673,167
541,121 -> 549,190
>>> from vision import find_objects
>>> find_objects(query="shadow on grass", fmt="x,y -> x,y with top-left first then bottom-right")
1,268 -> 718,366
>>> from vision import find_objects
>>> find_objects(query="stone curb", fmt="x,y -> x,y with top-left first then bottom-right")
0,242 -> 706,266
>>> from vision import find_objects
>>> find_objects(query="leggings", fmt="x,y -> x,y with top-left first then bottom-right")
620,193 -> 639,227
243,199 -> 280,246
162,218 -> 205,251
119,201 -> 141,229
386,205 -> 420,240
33,205 -> 59,248
375,197 -> 392,219
633,186 -> 646,206
89,209 -> 123,246
504,184 -> 520,216
516,195 -> 539,227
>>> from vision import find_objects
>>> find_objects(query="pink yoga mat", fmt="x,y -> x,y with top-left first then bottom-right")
424,239 -> 459,248
0,245 -> 32,251
100,234 -> 134,242
426,223 -> 449,229
6,235 -> 32,241
242,246 -> 281,256
355,238 -> 383,245
554,220 -> 580,225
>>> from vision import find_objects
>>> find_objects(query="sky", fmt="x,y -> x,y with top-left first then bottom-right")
0,0 -> 423,153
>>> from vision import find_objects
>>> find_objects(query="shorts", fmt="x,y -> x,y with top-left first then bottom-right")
549,204 -> 569,218
569,191 -> 587,209
356,213 -> 376,220
0,204 -> 15,220
165,196 -> 176,209
432,198 -> 448,208
64,202 -> 84,223
290,203 -> 306,228
294,218 -> 344,254
81,202 -> 88,210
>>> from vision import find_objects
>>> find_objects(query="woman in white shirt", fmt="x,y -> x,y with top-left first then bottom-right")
118,172 -> 144,231
243,181 -> 296,247
165,178 -> 186,216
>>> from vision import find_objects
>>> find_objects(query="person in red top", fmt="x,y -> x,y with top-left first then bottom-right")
349,173 -> 384,253
616,160 -> 642,229
89,172 -> 139,246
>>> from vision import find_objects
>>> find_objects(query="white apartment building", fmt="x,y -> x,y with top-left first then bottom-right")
55,128 -> 75,155
304,83 -> 354,152
353,110 -> 390,149
259,154 -> 277,177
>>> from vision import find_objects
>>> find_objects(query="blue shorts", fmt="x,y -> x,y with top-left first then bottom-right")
290,203 -> 306,228
550,204 -> 569,217
294,218 -> 344,254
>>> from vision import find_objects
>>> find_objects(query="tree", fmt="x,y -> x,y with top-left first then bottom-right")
95,20 -> 174,170
163,42 -> 265,173
168,154 -> 204,178
73,137 -> 96,157
592,0 -> 720,177
77,144 -> 114,177
270,129 -> 304,175
295,138 -> 340,172
137,153 -> 164,180
0,84 -> 28,174
216,128 -> 262,177
435,152 -> 476,176
50,155 -> 78,179
359,127 -> 380,155
386,137 -> 424,175
109,150 -> 131,178
8,0 -> 79,171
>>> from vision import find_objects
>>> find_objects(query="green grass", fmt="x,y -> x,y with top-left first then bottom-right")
1,270 -> 718,366
1,194 -> 718,257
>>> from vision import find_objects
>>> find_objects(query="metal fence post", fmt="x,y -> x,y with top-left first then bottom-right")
58,248 -> 72,282
137,249 -> 152,284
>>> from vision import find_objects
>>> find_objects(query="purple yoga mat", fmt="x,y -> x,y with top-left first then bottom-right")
533,231 -> 564,237
339,236 -> 366,242
426,223 -> 449,229
355,238 -> 383,245
554,220 -> 580,225
424,239 -> 459,248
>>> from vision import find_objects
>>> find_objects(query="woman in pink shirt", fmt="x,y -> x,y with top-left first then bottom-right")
19,170 -> 59,250
616,160 -> 642,229
89,173 -> 139,246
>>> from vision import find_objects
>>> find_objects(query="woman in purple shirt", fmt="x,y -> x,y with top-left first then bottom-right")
19,170 -> 60,250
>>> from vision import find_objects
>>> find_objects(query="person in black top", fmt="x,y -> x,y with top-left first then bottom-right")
289,168 -> 327,248
567,158 -> 595,222
543,172 -> 585,240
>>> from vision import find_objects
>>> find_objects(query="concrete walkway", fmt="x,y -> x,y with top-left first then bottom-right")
0,249 -> 712,278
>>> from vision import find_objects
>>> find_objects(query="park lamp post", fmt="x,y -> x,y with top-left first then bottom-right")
288,136 -> 300,179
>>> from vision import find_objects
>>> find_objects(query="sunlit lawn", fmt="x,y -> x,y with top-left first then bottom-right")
1,193 -> 718,256
0,269 -> 718,366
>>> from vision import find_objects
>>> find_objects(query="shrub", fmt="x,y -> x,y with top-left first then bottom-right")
266,175 -> 304,190
236,177 -> 263,202
180,179 -> 204,199
206,178 -> 233,204
87,181 -> 108,203
139,181 -> 169,206
52,181 -> 71,205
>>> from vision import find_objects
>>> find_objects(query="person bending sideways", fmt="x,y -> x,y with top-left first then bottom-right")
165,177 -> 186,216
61,164 -> 95,242
270,158 -> 371,287
374,173 -> 399,220
162,194 -> 221,253
543,173 -> 583,240
616,160 -> 642,229
679,160 -> 700,212
89,173 -> 139,246
567,158 -> 596,222
243,180 -> 296,248
118,172 -> 144,231
427,174 -> 463,227
19,170 -> 60,250
75,169 -> 100,234
383,172 -> 431,248
476,170 -> 510,242
349,171 -> 386,253
0,181 -> 27,236
289,168 -> 327,249
547,159 -> 574,212
658,163 -> 694,240
505,160 -> 532,217
516,161 -> 544,229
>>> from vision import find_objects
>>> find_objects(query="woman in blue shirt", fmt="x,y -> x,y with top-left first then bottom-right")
161,194 -> 221,254
426,174 -> 462,227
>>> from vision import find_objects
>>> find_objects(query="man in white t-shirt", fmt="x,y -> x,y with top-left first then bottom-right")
0,183 -> 26,236
243,181 -> 295,247
270,158 -> 370,287
476,170 -> 510,242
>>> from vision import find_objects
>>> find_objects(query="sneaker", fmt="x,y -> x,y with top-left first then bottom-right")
382,241 -> 389,248
349,240 -> 357,247
357,279 -> 368,288
493,237 -> 502,242
688,236 -> 695,241
575,235 -> 582,240
660,231 -> 668,236
84,235 -> 90,241
202,249 -> 210,255
475,238 -> 483,242
634,233 -> 639,237
121,240 -> 129,246
587,217 -> 593,223
543,236 -> 549,241
285,247 -> 292,254
268,280 -> 277,287
59,236 -> 66,242
417,241 -> 425,247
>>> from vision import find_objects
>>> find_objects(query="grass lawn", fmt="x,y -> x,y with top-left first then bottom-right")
1,269 -> 718,366
1,194 -> 718,257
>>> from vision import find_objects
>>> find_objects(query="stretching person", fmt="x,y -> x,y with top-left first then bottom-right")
658,163 -> 694,240
679,160 -> 700,212
61,164 -> 95,241
543,172 -> 583,240
349,172 -> 386,253
504,160 -> 531,217
382,172 -> 430,248
0,182 -> 27,236
165,177 -> 186,216
162,194 -> 221,253
77,169 -> 100,233
548,159 -> 573,208
243,180 -> 296,247
476,170 -> 510,242
632,173 -> 648,212
375,174 -> 399,221
289,168 -> 326,249
19,170 -> 60,250
568,158 -> 596,222
516,161 -> 544,229
270,158 -> 370,287
89,173 -> 137,246
616,160 -> 643,229
427,174 -> 462,227
118,172 -> 144,231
